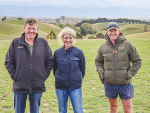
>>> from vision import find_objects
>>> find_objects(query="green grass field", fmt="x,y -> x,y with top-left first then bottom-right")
0,35 -> 150,112
0,20 -> 150,112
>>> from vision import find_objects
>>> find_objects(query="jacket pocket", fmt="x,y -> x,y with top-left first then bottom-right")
13,71 -> 18,82
127,70 -> 133,80
70,58 -> 80,71
44,69 -> 48,80
56,58 -> 64,73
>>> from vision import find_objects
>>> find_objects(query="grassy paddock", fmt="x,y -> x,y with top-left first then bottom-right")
0,37 -> 150,113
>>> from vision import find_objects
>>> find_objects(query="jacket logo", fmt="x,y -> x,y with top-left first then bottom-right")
18,46 -> 23,48
119,47 -> 124,49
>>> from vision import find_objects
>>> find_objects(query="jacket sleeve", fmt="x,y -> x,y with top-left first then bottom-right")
53,52 -> 57,76
79,51 -> 85,78
127,42 -> 142,79
95,46 -> 104,79
5,40 -> 16,80
44,40 -> 53,78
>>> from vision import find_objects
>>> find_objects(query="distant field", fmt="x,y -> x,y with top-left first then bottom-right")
38,23 -> 61,35
93,22 -> 150,36
120,24 -> 150,35
0,22 -> 23,35
0,34 -> 150,112
93,22 -> 124,31
4,19 -> 25,26
0,20 -> 61,39
126,31 -> 150,39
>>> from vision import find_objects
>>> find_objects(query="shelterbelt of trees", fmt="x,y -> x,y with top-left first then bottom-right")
75,18 -> 150,27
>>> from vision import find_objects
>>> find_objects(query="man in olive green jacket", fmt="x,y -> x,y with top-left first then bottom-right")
95,22 -> 142,113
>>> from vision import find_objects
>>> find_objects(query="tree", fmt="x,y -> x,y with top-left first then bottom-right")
59,24 -> 64,28
80,26 -> 87,36
88,36 -> 96,39
64,23 -> 71,27
144,24 -> 147,32
51,22 -> 56,25
91,26 -> 98,34
64,23 -> 76,30
76,32 -> 83,39
105,32 -> 108,38
96,33 -> 105,39
76,28 -> 81,33
17,18 -> 23,20
47,30 -> 56,39
2,16 -> 6,21
81,23 -> 92,34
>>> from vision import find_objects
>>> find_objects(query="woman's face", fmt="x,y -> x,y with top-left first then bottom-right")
63,33 -> 74,50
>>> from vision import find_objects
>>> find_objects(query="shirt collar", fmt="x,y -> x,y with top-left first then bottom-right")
25,37 -> 33,45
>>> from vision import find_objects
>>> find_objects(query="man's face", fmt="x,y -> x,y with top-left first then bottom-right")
23,23 -> 39,40
107,29 -> 120,41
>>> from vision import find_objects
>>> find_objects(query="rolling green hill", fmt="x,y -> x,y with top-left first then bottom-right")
0,20 -> 61,39
0,22 -> 23,36
1,20 -> 150,40
126,31 -> 150,39
93,22 -> 150,36
93,22 -> 124,31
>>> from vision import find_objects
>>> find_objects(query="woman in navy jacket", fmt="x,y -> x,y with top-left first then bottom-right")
53,27 -> 85,113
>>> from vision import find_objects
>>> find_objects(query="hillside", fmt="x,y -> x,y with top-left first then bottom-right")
126,32 -> 150,39
1,20 -> 150,40
38,16 -> 89,25
0,20 -> 61,39
93,22 -> 150,36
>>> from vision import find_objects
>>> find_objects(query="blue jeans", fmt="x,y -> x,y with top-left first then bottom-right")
55,88 -> 83,113
14,93 -> 42,113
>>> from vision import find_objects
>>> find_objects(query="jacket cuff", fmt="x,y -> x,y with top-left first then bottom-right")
127,73 -> 133,80
101,71 -> 104,78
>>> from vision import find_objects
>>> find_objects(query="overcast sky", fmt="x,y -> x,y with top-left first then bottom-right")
0,0 -> 150,9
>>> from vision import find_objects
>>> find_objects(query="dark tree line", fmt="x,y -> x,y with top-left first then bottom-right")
75,18 -> 150,27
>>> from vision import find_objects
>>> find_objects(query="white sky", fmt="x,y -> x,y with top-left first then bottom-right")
0,0 -> 150,9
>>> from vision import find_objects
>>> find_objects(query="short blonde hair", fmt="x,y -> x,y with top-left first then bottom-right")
24,17 -> 38,27
57,27 -> 76,46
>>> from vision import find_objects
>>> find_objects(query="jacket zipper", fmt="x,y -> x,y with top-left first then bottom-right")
113,45 -> 116,85
67,54 -> 69,89
18,41 -> 32,94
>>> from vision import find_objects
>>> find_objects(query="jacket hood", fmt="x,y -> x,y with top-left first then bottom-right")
106,33 -> 126,45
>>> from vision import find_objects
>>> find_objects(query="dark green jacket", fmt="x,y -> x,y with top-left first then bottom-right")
95,33 -> 142,85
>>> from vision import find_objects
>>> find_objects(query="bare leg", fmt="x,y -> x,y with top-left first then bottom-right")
108,98 -> 118,113
121,99 -> 133,113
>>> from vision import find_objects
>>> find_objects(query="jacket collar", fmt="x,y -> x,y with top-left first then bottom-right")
62,46 -> 73,55
18,33 -> 39,45
63,46 -> 73,51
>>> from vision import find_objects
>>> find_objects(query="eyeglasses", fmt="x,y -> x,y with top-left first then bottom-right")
107,24 -> 119,29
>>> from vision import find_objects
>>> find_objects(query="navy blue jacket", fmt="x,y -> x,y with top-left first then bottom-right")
53,46 -> 85,90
